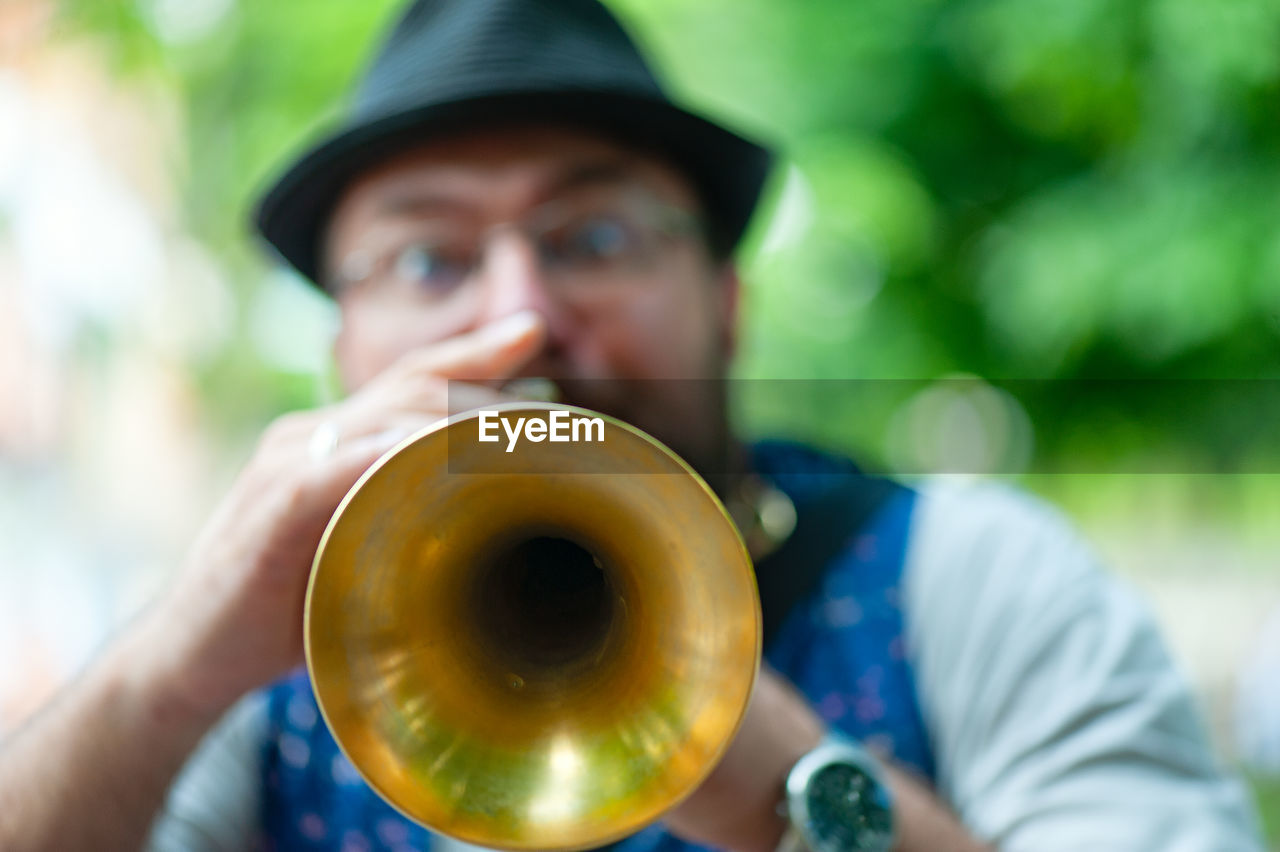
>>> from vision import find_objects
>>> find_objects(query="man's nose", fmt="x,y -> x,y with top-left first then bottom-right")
477,228 -> 560,324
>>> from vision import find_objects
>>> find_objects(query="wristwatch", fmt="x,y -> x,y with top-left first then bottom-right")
774,733 -> 895,852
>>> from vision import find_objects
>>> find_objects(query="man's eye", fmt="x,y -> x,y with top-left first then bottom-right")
547,217 -> 634,265
393,244 -> 471,290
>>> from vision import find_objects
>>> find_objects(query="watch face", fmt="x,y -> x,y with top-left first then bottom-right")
805,761 -> 893,852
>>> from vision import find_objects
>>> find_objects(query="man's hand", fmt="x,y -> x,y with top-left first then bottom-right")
664,666 -> 993,852
143,309 -> 547,722
0,310 -> 545,852
664,666 -> 825,852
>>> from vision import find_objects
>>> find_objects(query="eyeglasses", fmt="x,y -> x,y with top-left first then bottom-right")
332,187 -> 705,303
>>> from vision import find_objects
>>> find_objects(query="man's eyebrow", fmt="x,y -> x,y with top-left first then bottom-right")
373,192 -> 469,218
542,159 -> 635,196
368,158 -> 636,217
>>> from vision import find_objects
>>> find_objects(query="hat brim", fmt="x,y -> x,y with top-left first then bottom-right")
252,90 -> 774,288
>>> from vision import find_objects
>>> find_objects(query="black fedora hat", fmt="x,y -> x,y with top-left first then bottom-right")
253,0 -> 775,288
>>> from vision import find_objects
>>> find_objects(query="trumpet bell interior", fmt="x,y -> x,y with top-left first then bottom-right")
305,404 -> 760,851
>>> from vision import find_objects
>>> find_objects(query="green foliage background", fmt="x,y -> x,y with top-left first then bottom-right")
51,0 -> 1280,472
47,0 -> 1280,840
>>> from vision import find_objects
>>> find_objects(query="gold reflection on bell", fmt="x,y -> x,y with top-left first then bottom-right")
305,403 -> 761,851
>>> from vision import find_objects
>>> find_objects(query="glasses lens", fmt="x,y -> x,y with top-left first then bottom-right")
389,240 -> 475,295
535,189 -> 696,279
541,213 -> 638,269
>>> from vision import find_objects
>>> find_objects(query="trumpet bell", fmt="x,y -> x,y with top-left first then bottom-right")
305,404 -> 760,851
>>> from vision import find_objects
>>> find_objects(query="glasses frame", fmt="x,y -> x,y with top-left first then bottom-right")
331,187 -> 707,300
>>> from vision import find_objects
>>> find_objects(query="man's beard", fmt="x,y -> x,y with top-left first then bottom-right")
547,375 -> 737,497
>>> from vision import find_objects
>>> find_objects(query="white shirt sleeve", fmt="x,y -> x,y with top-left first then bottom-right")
1236,605 -> 1280,773
902,479 -> 1263,851
145,692 -> 267,852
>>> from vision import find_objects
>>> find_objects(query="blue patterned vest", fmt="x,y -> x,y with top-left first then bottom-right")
257,441 -> 935,851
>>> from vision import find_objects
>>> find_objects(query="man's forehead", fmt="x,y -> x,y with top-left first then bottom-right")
340,124 -> 699,217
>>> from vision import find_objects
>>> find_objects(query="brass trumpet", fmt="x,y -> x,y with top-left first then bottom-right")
305,403 -> 761,851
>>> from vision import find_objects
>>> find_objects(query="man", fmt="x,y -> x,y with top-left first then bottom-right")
0,1 -> 1262,850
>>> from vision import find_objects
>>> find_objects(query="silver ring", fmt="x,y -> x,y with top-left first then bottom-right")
307,421 -> 341,463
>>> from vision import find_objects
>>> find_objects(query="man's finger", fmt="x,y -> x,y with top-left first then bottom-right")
399,310 -> 546,382
301,419 -> 433,508
351,376 -> 512,424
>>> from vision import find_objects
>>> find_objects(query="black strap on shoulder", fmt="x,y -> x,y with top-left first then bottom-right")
754,474 -> 900,650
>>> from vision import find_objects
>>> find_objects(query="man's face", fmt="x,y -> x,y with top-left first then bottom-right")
324,125 -> 741,475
